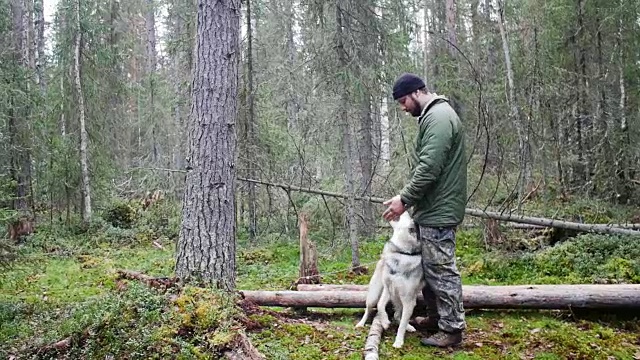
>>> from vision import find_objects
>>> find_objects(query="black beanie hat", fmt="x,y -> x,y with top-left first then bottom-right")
392,73 -> 426,100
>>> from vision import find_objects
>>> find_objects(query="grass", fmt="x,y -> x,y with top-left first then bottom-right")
1,199 -> 640,359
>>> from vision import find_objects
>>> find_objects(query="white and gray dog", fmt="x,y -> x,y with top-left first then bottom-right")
356,211 -> 425,348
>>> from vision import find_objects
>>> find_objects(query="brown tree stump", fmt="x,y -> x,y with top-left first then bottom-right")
297,213 -> 320,285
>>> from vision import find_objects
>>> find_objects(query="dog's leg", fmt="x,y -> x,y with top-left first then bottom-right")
391,293 -> 402,325
356,306 -> 371,328
376,286 -> 391,330
392,297 -> 417,348
356,260 -> 384,328
393,305 -> 416,333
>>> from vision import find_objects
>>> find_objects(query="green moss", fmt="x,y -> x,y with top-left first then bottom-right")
248,313 -> 278,327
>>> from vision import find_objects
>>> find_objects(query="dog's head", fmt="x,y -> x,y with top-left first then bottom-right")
389,211 -> 414,232
388,211 -> 418,247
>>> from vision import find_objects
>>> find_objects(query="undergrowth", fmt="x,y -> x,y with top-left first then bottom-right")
2,196 -> 640,359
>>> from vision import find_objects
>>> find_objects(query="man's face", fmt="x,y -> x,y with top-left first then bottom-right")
397,92 -> 422,117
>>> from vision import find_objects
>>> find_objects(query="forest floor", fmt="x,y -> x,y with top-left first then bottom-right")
1,198 -> 640,359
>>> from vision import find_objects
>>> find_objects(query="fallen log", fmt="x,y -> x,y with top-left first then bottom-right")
465,208 -> 640,236
462,222 -> 640,231
238,177 -> 640,236
363,316 -> 384,360
241,284 -> 640,310
295,283 -> 640,292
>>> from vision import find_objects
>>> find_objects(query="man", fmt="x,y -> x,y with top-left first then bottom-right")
382,73 -> 467,347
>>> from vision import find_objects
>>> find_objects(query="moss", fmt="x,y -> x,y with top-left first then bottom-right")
248,313 -> 277,327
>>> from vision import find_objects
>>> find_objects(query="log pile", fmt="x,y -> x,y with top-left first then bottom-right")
240,284 -> 640,310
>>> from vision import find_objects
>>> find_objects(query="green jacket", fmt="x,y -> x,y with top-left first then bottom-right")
399,95 -> 467,228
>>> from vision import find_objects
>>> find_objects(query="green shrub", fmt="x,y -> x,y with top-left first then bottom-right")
137,199 -> 180,241
104,201 -> 139,229
467,234 -> 640,284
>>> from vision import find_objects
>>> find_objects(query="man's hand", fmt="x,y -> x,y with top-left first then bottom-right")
382,195 -> 405,221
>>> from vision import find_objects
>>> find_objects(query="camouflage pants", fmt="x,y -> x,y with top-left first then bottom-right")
418,226 -> 466,333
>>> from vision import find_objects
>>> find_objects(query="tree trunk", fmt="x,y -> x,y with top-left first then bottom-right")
242,284 -> 640,309
594,13 -> 611,195
10,0 -> 33,214
246,0 -> 257,243
34,0 -> 45,91
423,0 -> 430,81
175,0 -> 240,290
618,20 -> 626,133
145,0 -> 159,163
379,96 -> 390,176
571,0 -> 586,188
171,50 -> 185,174
616,15 -> 631,203
445,0 -> 457,58
373,3 -> 389,177
335,2 -> 361,270
358,93 -> 374,238
27,0 -> 35,75
74,0 -> 92,224
498,0 -> 530,206
285,0 -> 298,133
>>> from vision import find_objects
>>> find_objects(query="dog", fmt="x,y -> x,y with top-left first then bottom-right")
355,211 -> 425,348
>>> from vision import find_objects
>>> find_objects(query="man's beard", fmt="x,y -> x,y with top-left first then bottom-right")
410,105 -> 422,117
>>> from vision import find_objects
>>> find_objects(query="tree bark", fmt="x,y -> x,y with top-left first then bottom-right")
74,0 -> 92,224
616,15 -> 632,203
358,93 -> 374,238
618,18 -> 626,133
445,0 -> 457,58
594,12 -> 611,195
335,1 -> 361,270
423,0 -> 430,81
285,0 -> 298,133
175,0 -> 240,290
571,0 -> 587,188
34,0 -> 45,91
9,0 -> 32,214
379,95 -> 390,175
242,285 -> 640,309
145,0 -> 159,163
246,0 -> 257,243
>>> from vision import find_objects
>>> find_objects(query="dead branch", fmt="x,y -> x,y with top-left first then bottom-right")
116,270 -> 179,291
222,331 -> 266,360
237,178 -> 640,236
363,316 -> 384,360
